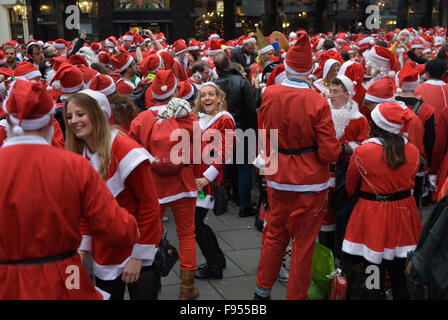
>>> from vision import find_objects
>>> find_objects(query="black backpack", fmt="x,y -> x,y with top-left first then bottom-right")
261,60 -> 282,83
129,80 -> 152,113
406,196 -> 448,299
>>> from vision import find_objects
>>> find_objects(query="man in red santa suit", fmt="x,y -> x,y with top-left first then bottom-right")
128,70 -> 200,300
110,52 -> 139,95
0,79 -> 139,300
254,31 -> 340,300
414,59 -> 448,125
172,39 -> 192,81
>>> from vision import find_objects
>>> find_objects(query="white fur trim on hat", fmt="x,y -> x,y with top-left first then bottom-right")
62,81 -> 85,94
283,59 -> 313,76
323,59 -> 339,79
208,49 -> 224,55
105,39 -> 116,47
123,35 -> 134,41
371,105 -> 403,134
335,75 -> 355,96
53,42 -> 66,50
243,38 -> 257,45
364,93 -> 394,104
116,55 -> 134,73
258,45 -> 274,55
79,89 -> 112,119
23,70 -> 42,80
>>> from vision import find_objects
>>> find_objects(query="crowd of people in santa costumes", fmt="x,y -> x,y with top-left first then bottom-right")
0,23 -> 448,300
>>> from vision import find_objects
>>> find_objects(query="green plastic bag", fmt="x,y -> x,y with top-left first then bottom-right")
308,242 -> 335,300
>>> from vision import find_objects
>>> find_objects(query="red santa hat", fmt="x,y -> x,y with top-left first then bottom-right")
68,54 -> 89,67
50,63 -> 84,93
0,51 -> 6,66
177,81 -> 195,100
123,31 -> 135,42
284,31 -> 313,75
434,36 -> 445,47
156,33 -> 166,42
208,39 -> 224,56
266,63 -> 287,87
0,67 -> 14,79
242,36 -> 257,45
411,38 -> 424,49
395,64 -> 420,93
110,52 -> 134,73
334,75 -> 355,96
25,39 -> 39,52
365,45 -> 397,76
98,52 -> 111,65
159,51 -> 174,70
50,56 -> 68,72
151,70 -> 177,100
371,101 -> 413,135
208,33 -> 220,40
79,89 -> 112,120
53,39 -> 68,50
3,40 -> 20,48
89,74 -> 116,97
91,42 -> 102,53
335,32 -> 347,44
188,39 -> 201,51
105,36 -> 118,48
140,54 -> 163,77
172,39 -> 189,56
364,77 -> 396,104
422,44 -> 431,55
338,61 -> 365,86
2,79 -> 55,136
14,61 -> 42,80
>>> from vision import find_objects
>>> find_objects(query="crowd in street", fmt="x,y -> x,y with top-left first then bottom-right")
0,23 -> 447,300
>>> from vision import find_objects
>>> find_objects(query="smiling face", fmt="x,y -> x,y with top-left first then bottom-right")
200,85 -> 219,115
66,100 -> 93,143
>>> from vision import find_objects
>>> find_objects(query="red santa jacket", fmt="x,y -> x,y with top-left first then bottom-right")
415,80 -> 448,125
258,78 -> 340,192
79,130 -> 161,281
193,111 -> 235,209
0,135 -> 138,299
128,103 -> 198,204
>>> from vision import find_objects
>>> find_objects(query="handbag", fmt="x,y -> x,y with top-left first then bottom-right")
153,231 -> 179,277
212,180 -> 228,216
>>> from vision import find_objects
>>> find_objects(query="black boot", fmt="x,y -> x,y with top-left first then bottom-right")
198,253 -> 226,270
195,264 -> 223,279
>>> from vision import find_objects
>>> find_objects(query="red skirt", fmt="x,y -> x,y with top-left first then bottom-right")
342,196 -> 422,264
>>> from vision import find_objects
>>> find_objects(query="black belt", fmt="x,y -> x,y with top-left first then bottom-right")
278,146 -> 317,155
0,251 -> 76,266
359,190 -> 412,202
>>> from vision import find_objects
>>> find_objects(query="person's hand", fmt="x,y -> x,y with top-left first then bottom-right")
252,70 -> 261,89
80,30 -> 87,40
429,175 -> 438,191
195,177 -> 210,189
78,250 -> 88,265
144,29 -> 155,40
122,258 -> 142,284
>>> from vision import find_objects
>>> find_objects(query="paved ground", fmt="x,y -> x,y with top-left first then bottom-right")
86,189 -> 434,300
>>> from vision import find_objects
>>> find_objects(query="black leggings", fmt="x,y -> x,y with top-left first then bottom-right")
195,206 -> 223,264
95,265 -> 160,300
343,254 -> 409,300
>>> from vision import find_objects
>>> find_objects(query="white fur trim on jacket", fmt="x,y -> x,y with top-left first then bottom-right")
203,165 -> 219,182
267,179 -> 331,192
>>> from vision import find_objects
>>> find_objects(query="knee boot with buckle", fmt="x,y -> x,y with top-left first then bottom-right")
179,269 -> 199,300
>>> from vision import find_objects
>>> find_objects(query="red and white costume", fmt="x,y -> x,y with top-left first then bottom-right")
342,138 -> 423,264
321,99 -> 369,231
193,111 -> 235,209
256,78 -> 340,300
430,107 -> 448,200
0,135 -> 139,299
116,78 -> 136,95
79,130 -> 162,281
173,58 -> 191,81
414,79 -> 448,124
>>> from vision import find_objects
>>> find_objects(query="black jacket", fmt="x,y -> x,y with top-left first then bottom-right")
214,67 -> 257,131
230,48 -> 257,75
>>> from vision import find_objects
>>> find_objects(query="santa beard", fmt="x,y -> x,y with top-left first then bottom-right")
6,122 -> 54,144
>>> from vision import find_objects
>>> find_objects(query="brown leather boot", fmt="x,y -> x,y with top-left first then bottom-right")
179,269 -> 199,300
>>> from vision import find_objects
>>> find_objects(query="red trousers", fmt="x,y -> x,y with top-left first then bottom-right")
256,188 -> 328,300
160,197 -> 197,270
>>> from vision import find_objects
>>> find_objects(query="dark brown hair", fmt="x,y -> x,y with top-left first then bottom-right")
369,121 -> 406,169
108,93 -> 139,132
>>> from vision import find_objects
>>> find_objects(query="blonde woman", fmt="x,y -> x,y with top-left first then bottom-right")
64,89 -> 162,300
313,59 -> 341,97
193,82 -> 235,279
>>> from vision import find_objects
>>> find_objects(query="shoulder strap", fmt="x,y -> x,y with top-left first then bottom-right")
412,99 -> 424,115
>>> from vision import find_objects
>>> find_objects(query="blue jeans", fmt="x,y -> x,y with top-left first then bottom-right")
237,163 -> 252,208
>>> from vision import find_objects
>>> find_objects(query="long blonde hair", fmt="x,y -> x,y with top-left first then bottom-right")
64,93 -> 112,180
193,83 -> 227,116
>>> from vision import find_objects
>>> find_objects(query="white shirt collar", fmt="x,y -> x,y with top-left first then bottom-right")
2,135 -> 50,148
